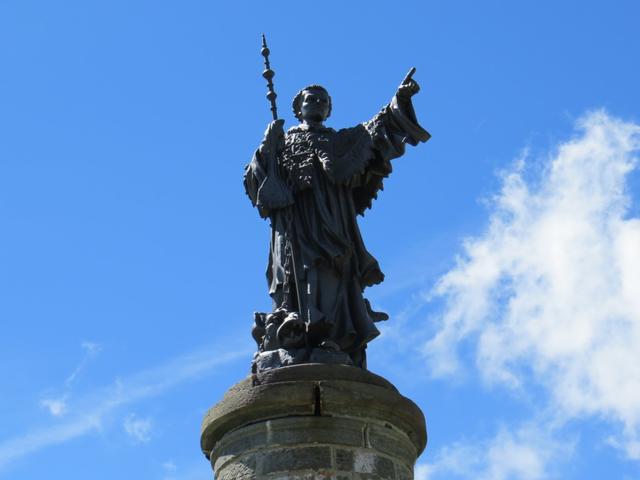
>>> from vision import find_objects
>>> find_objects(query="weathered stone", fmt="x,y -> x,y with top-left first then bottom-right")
260,446 -> 331,474
216,457 -> 256,480
263,417 -> 364,448
212,424 -> 267,462
253,364 -> 396,390
352,451 -> 378,474
368,423 -> 417,466
264,474 -> 334,480
373,455 -> 395,478
201,364 -> 426,479
320,380 -> 426,454
201,380 -> 316,456
336,448 -> 355,471
396,464 -> 413,480
213,416 -> 365,466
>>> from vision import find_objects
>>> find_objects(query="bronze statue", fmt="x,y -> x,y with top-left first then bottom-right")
245,36 -> 430,372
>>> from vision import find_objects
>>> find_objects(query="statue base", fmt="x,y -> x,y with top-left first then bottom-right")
201,364 -> 427,479
252,347 -> 354,372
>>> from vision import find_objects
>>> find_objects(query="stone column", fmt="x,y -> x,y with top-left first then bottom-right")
201,364 -> 426,480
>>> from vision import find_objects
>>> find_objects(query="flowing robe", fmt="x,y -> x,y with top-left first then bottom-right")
244,94 -> 430,365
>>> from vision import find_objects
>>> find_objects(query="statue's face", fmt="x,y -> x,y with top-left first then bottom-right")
299,89 -> 330,123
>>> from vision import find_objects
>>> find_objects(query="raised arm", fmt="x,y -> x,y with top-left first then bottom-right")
341,72 -> 430,214
387,73 -> 431,145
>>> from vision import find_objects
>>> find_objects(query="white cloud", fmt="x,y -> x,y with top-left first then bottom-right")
38,342 -> 102,419
160,461 -> 210,480
162,461 -> 177,472
416,423 -> 570,480
65,341 -> 102,387
123,413 -> 152,443
425,111 -> 640,457
80,341 -> 102,356
40,397 -> 68,417
0,415 -> 102,473
0,345 -> 248,470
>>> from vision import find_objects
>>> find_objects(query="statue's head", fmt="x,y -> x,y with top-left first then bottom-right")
292,85 -> 332,124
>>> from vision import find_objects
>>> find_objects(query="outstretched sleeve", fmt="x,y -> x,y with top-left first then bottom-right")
348,94 -> 430,215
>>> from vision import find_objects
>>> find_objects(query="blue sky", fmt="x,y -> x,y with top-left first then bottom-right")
1,1 -> 639,479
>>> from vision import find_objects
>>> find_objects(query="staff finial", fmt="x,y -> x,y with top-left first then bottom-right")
261,34 -> 278,121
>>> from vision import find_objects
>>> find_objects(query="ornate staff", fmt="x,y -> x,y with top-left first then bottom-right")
261,34 -> 278,120
258,34 -> 300,314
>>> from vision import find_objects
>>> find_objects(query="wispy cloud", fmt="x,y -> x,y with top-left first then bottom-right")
65,341 -> 102,388
161,461 -> 209,480
0,345 -> 249,470
123,413 -> 152,443
425,111 -> 640,457
0,414 -> 103,475
39,341 -> 103,419
40,397 -> 68,417
416,422 -> 571,480
162,461 -> 177,473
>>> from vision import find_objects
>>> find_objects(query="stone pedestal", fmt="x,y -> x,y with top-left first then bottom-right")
201,364 -> 426,479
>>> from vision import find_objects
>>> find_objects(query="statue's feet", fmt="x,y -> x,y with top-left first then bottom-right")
252,347 -> 309,373
318,340 -> 340,352
309,340 -> 353,367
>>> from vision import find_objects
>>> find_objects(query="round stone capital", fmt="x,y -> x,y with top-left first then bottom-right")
201,364 -> 427,478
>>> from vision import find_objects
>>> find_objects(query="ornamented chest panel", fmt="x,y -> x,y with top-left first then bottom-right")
279,131 -> 333,190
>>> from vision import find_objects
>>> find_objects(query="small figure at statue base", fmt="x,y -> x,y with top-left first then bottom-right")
251,310 -> 356,373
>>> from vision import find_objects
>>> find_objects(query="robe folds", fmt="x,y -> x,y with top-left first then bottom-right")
244,94 -> 430,364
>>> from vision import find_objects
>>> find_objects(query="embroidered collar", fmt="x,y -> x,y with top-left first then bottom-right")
287,123 -> 335,135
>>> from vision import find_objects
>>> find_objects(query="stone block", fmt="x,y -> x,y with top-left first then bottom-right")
320,380 -> 426,454
216,458 -> 256,480
335,448 -> 355,471
252,364 -> 396,391
264,417 -> 364,448
260,446 -> 331,475
395,463 -> 413,480
264,473 -> 334,480
368,423 -> 416,466
373,455 -> 395,478
201,364 -> 426,479
202,380 -> 316,456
